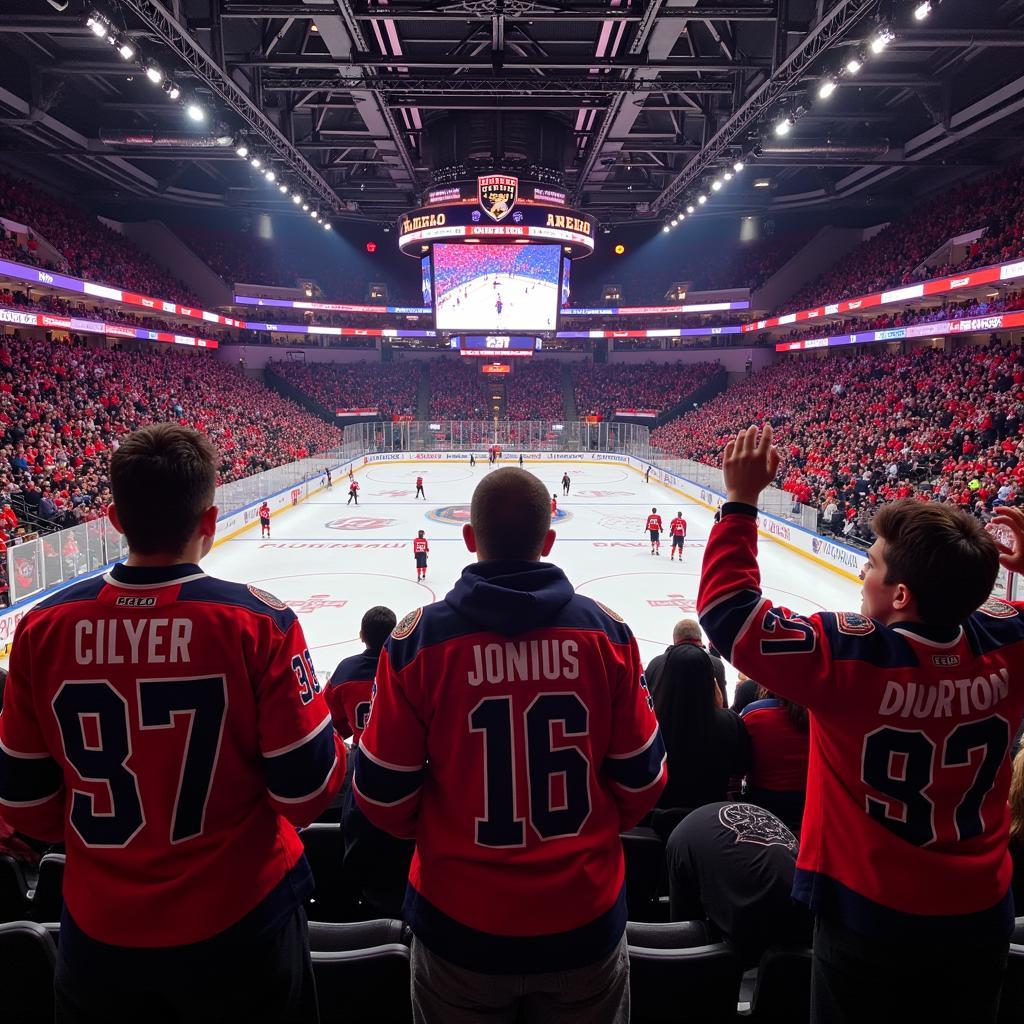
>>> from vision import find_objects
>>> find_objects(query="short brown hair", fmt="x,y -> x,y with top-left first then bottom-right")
111,424 -> 217,556
470,467 -> 551,560
871,499 -> 999,628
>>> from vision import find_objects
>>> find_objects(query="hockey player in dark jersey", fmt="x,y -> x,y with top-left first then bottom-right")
355,468 -> 665,1022
562,471 -> 571,496
699,424 -> 1024,1024
0,424 -> 344,1022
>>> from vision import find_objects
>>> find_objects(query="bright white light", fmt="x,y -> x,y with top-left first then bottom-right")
679,214 -> 685,221
251,157 -> 262,169
711,179 -> 723,192
167,84 -> 180,100
686,204 -> 695,214
914,1 -> 932,20
235,144 -> 249,158
663,225 -> 670,233
869,29 -> 893,54
279,184 -> 288,194
292,194 -> 302,205
323,223 -> 331,231
818,79 -> 837,99
264,169 -> 276,182
118,43 -> 135,60
216,135 -> 233,146
302,204 -> 309,212
186,103 -> 205,122
311,210 -> 319,219
698,194 -> 707,205
145,66 -> 162,84
89,19 -> 107,38
846,57 -> 862,74
671,218 -> 678,227
733,160 -> 744,173
724,171 -> 733,181
774,118 -> 792,136
753,178 -> 771,188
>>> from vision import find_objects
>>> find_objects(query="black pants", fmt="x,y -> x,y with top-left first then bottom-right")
55,906 -> 319,1024
811,913 -> 1008,1024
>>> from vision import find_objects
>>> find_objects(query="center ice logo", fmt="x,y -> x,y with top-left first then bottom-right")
428,504 -> 572,526
284,595 -> 350,615
647,594 -> 697,611
326,516 -> 397,531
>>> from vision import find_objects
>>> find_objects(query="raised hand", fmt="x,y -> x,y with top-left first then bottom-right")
722,424 -> 780,507
990,506 -> 1024,575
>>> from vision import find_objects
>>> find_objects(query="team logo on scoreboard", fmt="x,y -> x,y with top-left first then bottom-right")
478,173 -> 519,222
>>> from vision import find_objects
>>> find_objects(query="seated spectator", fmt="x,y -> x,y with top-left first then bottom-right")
665,802 -> 812,967
654,642 -> 751,817
645,617 -> 727,704
730,674 -> 760,714
739,688 -> 810,834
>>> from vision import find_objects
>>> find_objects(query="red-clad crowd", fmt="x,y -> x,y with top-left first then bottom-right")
651,343 -> 1024,539
0,335 -> 341,544
572,360 -> 721,419
271,360 -> 420,419
784,162 -> 1024,314
427,358 -> 491,420
503,360 -> 566,420
0,174 -> 199,306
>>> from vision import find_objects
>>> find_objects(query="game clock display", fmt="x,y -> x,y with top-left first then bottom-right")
450,335 -> 541,357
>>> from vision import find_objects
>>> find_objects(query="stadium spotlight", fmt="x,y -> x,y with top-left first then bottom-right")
323,222 -> 331,231
145,65 -> 163,84
724,171 -> 733,181
165,81 -> 181,101
118,41 -> 135,61
698,194 -> 707,204
679,213 -> 685,222
913,1 -> 932,20
846,56 -> 863,74
774,116 -> 793,136
251,156 -> 262,169
235,142 -> 249,158
311,210 -> 319,220
671,218 -> 679,227
711,179 -> 723,192
186,103 -> 205,122
292,193 -> 302,205
88,16 -> 107,38
302,203 -> 309,211
869,28 -> 894,54
662,225 -> 670,233
279,184 -> 288,194
686,204 -> 695,214
818,78 -> 837,99
733,160 -> 745,173
264,169 -> 276,182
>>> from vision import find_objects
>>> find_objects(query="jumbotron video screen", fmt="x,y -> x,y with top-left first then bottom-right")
432,242 -> 561,332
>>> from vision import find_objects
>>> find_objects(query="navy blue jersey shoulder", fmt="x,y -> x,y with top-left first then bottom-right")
816,613 -> 920,669
386,600 -> 480,672
177,576 -> 297,633
739,697 -> 785,719
330,650 -> 379,687
964,601 -> 1024,658
30,573 -> 109,613
556,594 -> 634,647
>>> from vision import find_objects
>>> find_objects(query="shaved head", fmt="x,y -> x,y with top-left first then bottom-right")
470,467 -> 552,560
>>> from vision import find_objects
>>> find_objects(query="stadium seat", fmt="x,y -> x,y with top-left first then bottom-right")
621,827 -> 667,922
0,854 -> 29,923
743,946 -> 812,1022
626,920 -> 742,1024
30,853 -> 64,922
0,920 -> 57,1024
309,918 -> 412,1024
1000,928 -> 1024,1024
301,823 -> 358,922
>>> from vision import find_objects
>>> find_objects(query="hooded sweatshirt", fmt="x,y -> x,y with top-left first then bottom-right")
354,559 -> 666,973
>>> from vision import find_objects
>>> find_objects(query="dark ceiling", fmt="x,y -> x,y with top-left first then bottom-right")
1,0 -> 1023,228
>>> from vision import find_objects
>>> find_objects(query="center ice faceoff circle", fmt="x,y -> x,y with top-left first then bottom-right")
426,503 -> 572,526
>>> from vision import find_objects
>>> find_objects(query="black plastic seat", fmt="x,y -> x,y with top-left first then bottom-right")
0,854 -> 29,923
30,853 -> 64,923
309,918 -> 412,1024
745,946 -> 812,1023
0,920 -> 58,1024
301,823 -> 357,922
621,827 -> 666,922
627,920 -> 742,1024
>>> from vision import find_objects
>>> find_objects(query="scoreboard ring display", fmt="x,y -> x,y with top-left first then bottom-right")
398,174 -> 596,258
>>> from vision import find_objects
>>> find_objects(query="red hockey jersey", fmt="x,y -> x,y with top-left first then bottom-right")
326,648 -> 379,744
0,562 -> 345,947
646,514 -> 663,532
699,504 -> 1024,938
354,560 -> 666,973
670,516 -> 687,537
413,537 -> 429,556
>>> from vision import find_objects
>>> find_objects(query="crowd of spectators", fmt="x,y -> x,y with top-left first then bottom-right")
651,342 -> 1024,541
0,333 -> 341,544
783,162 -> 1024,313
271,360 -> 420,419
503,360 -> 566,420
427,358 -> 492,420
572,360 -> 721,419
0,173 -> 199,306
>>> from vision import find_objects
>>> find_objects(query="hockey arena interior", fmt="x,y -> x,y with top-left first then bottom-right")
4,0 -> 1024,1021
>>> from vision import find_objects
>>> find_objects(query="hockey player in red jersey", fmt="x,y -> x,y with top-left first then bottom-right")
669,511 -> 687,561
699,424 -> 1024,1024
415,475 -> 426,501
551,494 -> 558,515
347,479 -> 360,505
258,500 -> 271,537
354,468 -> 666,1021
413,530 -> 429,581
0,424 -> 345,1022
645,507 -> 663,555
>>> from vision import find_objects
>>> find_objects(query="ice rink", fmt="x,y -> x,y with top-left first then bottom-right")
434,273 -> 558,331
204,458 -> 864,695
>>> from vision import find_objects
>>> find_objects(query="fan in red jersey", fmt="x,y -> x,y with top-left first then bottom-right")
669,511 -> 687,561
699,424 -> 1024,1024
0,424 -> 345,1022
413,529 -> 430,581
645,507 -> 663,556
258,500 -> 271,538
